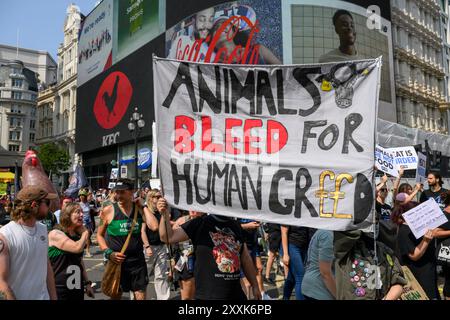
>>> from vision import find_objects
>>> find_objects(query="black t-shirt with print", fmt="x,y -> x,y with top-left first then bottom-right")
375,201 -> 392,221
181,215 -> 247,300
419,188 -> 448,210
397,224 -> 439,300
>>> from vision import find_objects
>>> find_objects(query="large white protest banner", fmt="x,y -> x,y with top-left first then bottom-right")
153,57 -> 381,231
388,146 -> 418,170
416,152 -> 427,184
375,145 -> 398,177
402,198 -> 448,239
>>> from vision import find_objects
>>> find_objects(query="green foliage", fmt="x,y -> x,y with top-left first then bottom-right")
37,143 -> 70,175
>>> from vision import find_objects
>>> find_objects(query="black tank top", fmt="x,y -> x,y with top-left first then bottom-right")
48,233 -> 83,288
105,203 -> 144,263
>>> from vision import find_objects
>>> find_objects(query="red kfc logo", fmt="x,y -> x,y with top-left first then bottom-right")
94,71 -> 133,129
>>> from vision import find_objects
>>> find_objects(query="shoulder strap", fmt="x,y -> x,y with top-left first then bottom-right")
120,204 -> 138,254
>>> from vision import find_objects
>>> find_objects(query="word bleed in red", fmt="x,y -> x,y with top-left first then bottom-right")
174,115 -> 288,155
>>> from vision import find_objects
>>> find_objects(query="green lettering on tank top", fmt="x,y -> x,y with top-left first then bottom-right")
107,218 -> 142,237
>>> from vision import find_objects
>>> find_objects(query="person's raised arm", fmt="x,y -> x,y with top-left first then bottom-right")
403,183 -> 421,204
158,198 -> 189,244
393,168 -> 404,197
0,234 -> 16,300
48,227 -> 89,254
376,174 -> 388,193
134,198 -> 158,231
408,229 -> 434,261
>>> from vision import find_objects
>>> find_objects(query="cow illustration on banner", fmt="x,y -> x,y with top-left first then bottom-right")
153,57 -> 381,231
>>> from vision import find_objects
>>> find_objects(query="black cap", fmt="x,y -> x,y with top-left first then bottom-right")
113,178 -> 134,191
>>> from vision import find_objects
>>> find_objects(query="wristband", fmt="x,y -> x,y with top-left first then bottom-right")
104,248 -> 113,260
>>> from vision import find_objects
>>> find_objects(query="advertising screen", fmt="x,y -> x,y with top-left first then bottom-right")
281,0 -> 395,120
77,0 -> 114,86
113,0 -> 166,64
165,0 -> 283,65
75,35 -> 165,154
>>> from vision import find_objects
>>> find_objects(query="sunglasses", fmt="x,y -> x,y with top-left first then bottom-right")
380,189 -> 388,192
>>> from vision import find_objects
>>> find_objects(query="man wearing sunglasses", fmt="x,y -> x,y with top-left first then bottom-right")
0,185 -> 58,300
97,178 -> 159,300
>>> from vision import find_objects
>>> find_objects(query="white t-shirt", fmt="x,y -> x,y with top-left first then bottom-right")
0,221 -> 50,300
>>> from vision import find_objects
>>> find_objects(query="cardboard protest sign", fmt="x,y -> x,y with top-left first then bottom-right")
387,146 -> 418,170
153,57 -> 381,230
402,198 -> 448,239
416,152 -> 427,184
375,145 -> 398,177
400,266 -> 429,300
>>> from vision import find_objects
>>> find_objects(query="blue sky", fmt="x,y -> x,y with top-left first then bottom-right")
0,1 -> 99,60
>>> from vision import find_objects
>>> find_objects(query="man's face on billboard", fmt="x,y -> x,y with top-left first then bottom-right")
335,14 -> 356,46
195,8 -> 215,39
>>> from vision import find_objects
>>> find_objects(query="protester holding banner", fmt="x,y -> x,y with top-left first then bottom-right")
301,230 -> 336,300
141,189 -> 171,300
376,175 -> 392,221
392,202 -> 440,299
158,198 -> 261,300
281,225 -> 310,300
172,210 -> 205,300
420,172 -> 448,210
431,190 -> 450,300
97,179 -> 157,300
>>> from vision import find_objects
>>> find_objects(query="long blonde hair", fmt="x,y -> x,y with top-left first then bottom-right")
145,189 -> 160,214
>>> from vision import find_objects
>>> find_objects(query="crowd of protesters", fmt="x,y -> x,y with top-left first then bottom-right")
1,170 -> 449,301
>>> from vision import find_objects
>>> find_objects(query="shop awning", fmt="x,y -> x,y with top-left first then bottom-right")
0,172 -> 15,182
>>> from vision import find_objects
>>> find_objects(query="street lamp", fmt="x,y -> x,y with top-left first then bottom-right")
128,107 -> 145,189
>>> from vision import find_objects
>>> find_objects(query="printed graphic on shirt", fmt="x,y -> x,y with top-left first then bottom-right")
209,227 -> 241,274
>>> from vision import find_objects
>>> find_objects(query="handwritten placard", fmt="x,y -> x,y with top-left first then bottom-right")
402,198 -> 448,239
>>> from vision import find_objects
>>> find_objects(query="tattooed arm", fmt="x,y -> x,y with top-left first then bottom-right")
0,234 -> 16,300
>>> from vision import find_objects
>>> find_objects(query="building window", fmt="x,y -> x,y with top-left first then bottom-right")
12,91 -> 22,100
11,67 -> 21,75
11,105 -> 21,113
8,145 -> 20,152
30,93 -> 37,101
12,79 -> 23,88
9,117 -> 22,127
30,119 -> 36,129
9,131 -> 21,141
29,132 -> 35,142
31,106 -> 36,117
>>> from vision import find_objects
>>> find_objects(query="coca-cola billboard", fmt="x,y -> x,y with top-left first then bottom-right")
165,1 -> 283,65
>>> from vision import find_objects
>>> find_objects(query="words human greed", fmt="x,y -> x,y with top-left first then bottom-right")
160,62 -> 375,223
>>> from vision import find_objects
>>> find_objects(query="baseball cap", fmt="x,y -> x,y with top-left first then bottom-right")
17,185 -> 57,202
113,179 -> 134,191
395,192 -> 408,202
